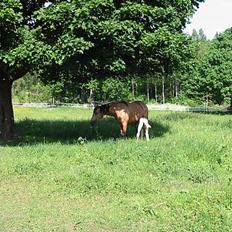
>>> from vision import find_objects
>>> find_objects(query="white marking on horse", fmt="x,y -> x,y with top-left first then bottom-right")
136,117 -> 151,141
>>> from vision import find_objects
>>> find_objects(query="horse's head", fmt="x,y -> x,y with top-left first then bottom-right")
90,104 -> 110,126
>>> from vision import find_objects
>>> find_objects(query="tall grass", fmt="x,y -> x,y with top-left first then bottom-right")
0,107 -> 232,231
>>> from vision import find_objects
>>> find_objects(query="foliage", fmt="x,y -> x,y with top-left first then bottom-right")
0,0 -> 23,51
101,77 -> 133,101
1,0 -> 204,81
170,93 -> 199,107
13,74 -> 64,103
180,28 -> 232,106
191,28 -> 207,41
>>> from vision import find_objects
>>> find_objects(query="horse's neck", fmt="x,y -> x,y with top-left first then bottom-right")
107,104 -> 116,117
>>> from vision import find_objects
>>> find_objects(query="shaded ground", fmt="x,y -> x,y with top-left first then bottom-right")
2,118 -> 169,146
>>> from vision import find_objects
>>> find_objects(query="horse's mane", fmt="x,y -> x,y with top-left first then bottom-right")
103,101 -> 128,107
96,101 -> 129,113
117,100 -> 128,106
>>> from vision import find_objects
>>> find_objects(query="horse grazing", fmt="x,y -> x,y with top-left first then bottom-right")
90,101 -> 148,136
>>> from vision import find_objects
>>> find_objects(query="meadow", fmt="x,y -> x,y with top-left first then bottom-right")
0,107 -> 232,232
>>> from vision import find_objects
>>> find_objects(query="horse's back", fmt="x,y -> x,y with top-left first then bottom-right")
128,101 -> 148,123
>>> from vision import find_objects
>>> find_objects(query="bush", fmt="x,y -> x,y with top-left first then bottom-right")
101,77 -> 133,101
170,93 -> 200,107
13,74 -> 64,103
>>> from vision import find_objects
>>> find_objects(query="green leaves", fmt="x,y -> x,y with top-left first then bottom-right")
0,0 -> 22,24
101,77 -> 132,100
140,27 -> 190,73
53,34 -> 93,65
181,28 -> 232,105
2,27 -> 51,67
0,0 -> 23,50
1,0 -> 204,85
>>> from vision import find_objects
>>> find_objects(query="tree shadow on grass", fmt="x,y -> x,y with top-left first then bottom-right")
0,118 -> 169,146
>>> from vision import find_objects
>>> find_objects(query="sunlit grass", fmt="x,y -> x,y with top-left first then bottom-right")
0,107 -> 232,231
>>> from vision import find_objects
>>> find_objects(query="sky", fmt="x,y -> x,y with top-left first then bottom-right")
184,0 -> 232,39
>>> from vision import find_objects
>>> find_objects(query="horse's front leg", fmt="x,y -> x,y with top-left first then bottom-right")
119,120 -> 128,137
135,122 -> 139,135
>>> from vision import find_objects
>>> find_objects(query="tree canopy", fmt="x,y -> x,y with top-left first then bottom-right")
180,28 -> 232,106
1,0 -> 204,80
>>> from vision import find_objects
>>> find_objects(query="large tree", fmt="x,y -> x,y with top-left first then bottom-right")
0,0 -> 204,140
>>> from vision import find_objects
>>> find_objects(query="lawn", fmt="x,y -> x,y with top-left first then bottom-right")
0,107 -> 232,231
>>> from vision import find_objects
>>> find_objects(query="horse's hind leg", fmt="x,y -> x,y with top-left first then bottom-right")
141,126 -> 145,138
136,120 -> 145,140
136,121 -> 143,140
145,127 -> 150,141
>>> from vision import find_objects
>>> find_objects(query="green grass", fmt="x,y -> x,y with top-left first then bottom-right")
0,107 -> 232,231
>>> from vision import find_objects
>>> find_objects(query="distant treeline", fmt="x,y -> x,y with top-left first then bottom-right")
13,74 -> 182,105
13,28 -> 232,107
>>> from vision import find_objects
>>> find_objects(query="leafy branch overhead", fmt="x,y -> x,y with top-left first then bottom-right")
1,0 -> 204,81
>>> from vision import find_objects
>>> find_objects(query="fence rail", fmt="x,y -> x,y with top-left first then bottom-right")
13,103 -> 231,113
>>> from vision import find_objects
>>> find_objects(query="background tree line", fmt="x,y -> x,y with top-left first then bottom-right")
13,74 -> 181,104
13,27 -> 232,107
180,28 -> 232,107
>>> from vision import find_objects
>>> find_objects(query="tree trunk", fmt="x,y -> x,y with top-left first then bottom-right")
0,62 -> 28,140
154,82 -> 158,102
175,80 -> 178,98
0,80 -> 14,140
161,66 -> 165,104
162,75 -> 165,104
131,78 -> 135,98
230,94 -> 232,110
146,79 -> 150,102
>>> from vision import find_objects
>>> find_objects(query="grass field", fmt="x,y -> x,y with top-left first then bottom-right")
0,107 -> 232,231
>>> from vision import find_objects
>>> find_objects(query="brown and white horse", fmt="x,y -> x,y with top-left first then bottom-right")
90,101 -> 148,136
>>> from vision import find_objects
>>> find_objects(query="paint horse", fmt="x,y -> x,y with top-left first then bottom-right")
90,101 -> 148,137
